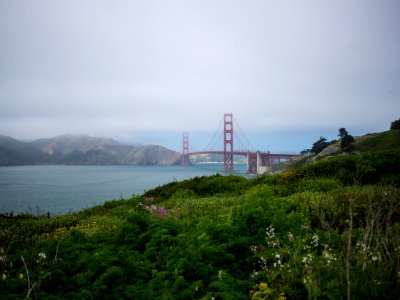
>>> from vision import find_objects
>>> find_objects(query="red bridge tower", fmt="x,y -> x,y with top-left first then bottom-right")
223,113 -> 234,171
182,132 -> 190,165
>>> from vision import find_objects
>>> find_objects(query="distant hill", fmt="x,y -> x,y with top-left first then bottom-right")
0,134 -> 181,166
0,135 -> 49,165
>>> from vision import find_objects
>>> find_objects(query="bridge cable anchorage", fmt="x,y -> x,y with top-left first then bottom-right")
233,116 -> 256,152
202,115 -> 224,152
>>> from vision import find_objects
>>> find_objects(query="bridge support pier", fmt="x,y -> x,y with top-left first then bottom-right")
247,151 -> 275,174
246,152 -> 257,174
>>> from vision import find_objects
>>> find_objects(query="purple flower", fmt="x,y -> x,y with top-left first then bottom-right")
157,207 -> 167,216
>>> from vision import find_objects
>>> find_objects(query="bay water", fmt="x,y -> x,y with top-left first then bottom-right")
0,165 -> 231,215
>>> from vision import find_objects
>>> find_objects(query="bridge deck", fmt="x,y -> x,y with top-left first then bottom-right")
189,151 -> 297,158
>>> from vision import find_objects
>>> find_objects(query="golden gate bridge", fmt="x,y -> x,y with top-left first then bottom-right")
181,113 -> 299,174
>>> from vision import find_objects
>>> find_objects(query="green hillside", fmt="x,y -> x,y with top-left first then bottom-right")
1,130 -> 399,299
275,129 -> 400,173
354,130 -> 400,152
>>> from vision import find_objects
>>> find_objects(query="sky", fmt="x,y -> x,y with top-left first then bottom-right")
0,0 -> 399,153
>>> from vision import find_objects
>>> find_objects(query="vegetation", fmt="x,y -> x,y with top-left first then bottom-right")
390,118 -> 400,130
1,132 -> 400,299
310,136 -> 329,154
338,128 -> 355,153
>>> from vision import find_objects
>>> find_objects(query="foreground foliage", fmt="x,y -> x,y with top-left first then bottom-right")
1,150 -> 400,299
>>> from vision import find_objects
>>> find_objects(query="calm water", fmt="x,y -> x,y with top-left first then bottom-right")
0,165 -> 227,215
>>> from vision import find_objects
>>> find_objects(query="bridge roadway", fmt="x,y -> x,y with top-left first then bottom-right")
188,151 -> 298,174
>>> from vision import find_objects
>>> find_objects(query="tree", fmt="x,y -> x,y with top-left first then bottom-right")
338,128 -> 349,139
338,128 -> 355,152
341,134 -> 355,152
390,118 -> 400,130
300,149 -> 311,155
311,136 -> 328,154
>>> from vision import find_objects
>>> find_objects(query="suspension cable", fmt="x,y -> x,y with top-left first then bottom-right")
202,115 -> 224,151
233,116 -> 256,151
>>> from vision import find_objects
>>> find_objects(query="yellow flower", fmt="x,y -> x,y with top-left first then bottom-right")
2,273 -> 6,281
19,273 -> 24,280
259,282 -> 268,290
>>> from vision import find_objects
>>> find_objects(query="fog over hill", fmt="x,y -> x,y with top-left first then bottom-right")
0,134 -> 181,166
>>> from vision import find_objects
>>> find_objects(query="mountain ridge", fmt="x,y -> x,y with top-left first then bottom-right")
0,134 -> 181,166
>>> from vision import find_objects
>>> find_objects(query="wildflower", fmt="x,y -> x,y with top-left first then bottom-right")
2,273 -> 6,281
38,252 -> 46,260
18,273 -> 24,280
266,225 -> 275,239
288,232 -> 294,241
322,249 -> 336,265
218,270 -> 223,280
275,253 -> 280,259
157,207 -> 168,216
302,253 -> 314,264
301,224 -> 309,230
371,255 -> 378,261
259,256 -> 267,269
311,234 -> 319,247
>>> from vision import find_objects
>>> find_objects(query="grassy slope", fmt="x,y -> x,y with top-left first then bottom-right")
354,130 -> 400,151
274,129 -> 400,173
1,130 -> 399,299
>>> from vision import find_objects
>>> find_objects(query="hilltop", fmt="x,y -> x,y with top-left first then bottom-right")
0,134 -> 181,166
272,129 -> 400,173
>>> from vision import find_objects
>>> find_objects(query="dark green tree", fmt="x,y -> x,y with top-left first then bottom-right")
311,136 -> 328,154
338,127 -> 349,138
390,118 -> 400,130
338,128 -> 355,152
300,149 -> 311,155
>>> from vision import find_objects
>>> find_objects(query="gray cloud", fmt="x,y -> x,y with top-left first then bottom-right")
1,0 -> 399,151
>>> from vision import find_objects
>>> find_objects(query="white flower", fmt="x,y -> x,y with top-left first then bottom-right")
275,254 -> 280,259
311,234 -> 319,247
38,252 -> 46,260
302,253 -> 313,264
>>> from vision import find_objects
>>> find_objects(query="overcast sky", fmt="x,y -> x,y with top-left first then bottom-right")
0,0 -> 399,152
